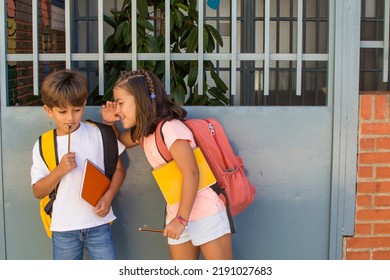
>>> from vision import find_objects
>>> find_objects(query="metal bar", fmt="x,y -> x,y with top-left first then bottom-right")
132,0 -> 137,70
231,0 -> 237,96
288,0 -> 293,105
302,0 -> 307,105
360,40 -> 384,48
98,0 -> 104,95
0,0 -> 6,257
375,0 -> 380,86
264,0 -> 270,96
315,0 -> 320,105
198,0 -> 204,95
65,0 -> 72,68
32,0 -> 39,96
296,0 -> 303,96
6,52 -> 330,62
329,0 -> 361,260
165,0 -> 170,94
383,0 -> 389,82
0,0 -> 8,106
276,0 -> 280,104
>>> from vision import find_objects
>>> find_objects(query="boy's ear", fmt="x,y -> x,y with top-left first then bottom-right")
43,105 -> 53,117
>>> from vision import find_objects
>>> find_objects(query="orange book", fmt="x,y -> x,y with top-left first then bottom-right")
80,160 -> 110,207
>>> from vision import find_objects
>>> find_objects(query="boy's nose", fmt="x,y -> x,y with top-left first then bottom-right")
67,114 -> 76,123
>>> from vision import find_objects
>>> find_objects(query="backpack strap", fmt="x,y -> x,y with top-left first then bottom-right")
210,184 -> 235,233
155,120 -> 173,162
85,120 -> 118,180
39,129 -> 60,199
38,129 -> 59,239
39,129 -> 59,171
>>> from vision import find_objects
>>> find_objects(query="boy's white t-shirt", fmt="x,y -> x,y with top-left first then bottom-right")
31,122 -> 125,232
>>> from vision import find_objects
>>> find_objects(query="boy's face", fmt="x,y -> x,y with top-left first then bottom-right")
44,102 -> 86,135
113,88 -> 137,129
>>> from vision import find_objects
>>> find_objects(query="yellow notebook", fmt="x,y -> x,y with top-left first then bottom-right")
152,147 -> 216,205
80,160 -> 111,207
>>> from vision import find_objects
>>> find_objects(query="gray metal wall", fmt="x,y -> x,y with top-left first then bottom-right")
1,105 -> 332,260
0,0 -> 360,260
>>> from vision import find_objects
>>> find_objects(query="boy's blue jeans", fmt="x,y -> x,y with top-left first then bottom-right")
52,223 -> 117,260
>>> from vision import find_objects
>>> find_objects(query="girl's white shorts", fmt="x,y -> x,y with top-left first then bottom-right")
167,205 -> 231,246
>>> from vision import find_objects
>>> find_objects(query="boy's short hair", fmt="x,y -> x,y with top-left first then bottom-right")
41,69 -> 88,108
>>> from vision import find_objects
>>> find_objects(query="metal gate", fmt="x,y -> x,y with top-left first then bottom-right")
0,0 -> 360,259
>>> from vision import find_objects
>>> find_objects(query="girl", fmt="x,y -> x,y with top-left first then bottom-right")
101,69 -> 232,260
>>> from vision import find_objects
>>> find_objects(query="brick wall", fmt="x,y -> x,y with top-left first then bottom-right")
345,92 -> 390,260
7,0 -> 65,106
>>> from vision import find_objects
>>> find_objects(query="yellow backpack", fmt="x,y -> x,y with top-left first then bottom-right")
38,120 -> 118,238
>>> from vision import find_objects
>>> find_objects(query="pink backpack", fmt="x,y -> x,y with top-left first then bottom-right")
155,118 -> 257,233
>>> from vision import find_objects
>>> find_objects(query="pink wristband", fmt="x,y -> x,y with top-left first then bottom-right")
176,215 -> 189,226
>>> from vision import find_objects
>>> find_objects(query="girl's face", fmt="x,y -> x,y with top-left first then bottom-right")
114,87 -> 137,129
44,103 -> 85,136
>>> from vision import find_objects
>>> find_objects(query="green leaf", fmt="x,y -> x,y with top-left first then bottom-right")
204,60 -> 216,70
205,32 -> 215,53
137,24 -> 146,37
173,9 -> 183,28
173,84 -> 186,105
179,26 -> 192,48
188,9 -> 199,24
123,21 -> 131,46
125,60 -> 132,71
175,3 -> 189,12
180,24 -> 191,40
175,73 -> 187,89
138,39 -> 147,52
137,0 -> 149,18
186,27 -> 198,53
114,21 -> 126,44
208,87 -> 230,105
144,60 -> 157,71
138,18 -> 154,31
145,35 -> 159,52
199,94 -> 209,105
137,60 -> 145,69
104,15 -> 116,28
174,60 -> 189,72
170,12 -> 175,32
210,70 -> 229,93
104,34 -> 115,52
189,0 -> 197,10
170,85 -> 184,105
155,61 -> 165,77
118,6 -> 129,22
206,24 -> 223,47
156,35 -> 165,49
203,29 -> 209,51
188,61 -> 198,87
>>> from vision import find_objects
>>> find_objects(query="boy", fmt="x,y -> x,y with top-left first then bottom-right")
31,69 -> 126,259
